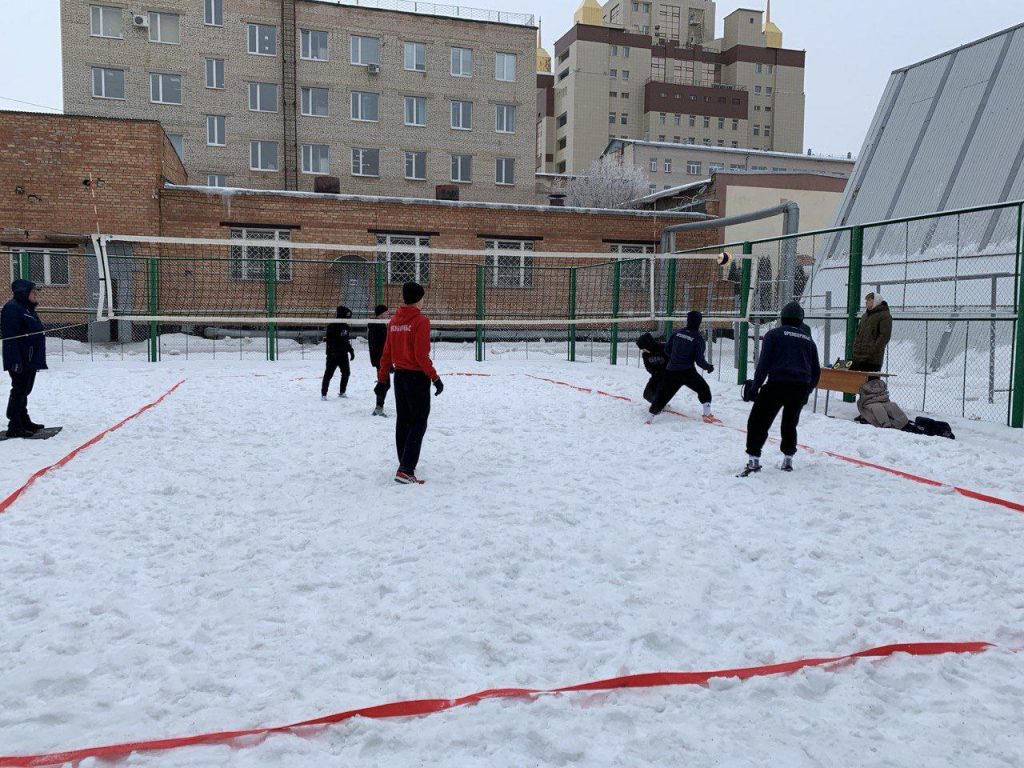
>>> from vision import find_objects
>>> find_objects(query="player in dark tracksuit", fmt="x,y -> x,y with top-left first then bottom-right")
636,332 -> 667,403
322,305 -> 355,399
648,311 -> 716,422
367,304 -> 389,416
739,301 -> 821,476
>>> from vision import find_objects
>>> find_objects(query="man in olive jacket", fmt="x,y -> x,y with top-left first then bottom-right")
852,292 -> 892,372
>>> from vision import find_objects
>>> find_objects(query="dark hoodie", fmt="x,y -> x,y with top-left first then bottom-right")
325,306 -> 354,359
2,280 -> 46,372
636,332 -> 667,376
664,312 -> 711,372
753,317 -> 821,389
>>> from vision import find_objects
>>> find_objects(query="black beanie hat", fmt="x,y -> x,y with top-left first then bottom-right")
636,332 -> 656,351
374,304 -> 389,316
402,281 -> 425,305
686,310 -> 703,330
780,301 -> 804,325
336,305 -> 352,318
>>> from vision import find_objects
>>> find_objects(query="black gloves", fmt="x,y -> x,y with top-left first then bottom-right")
742,379 -> 759,403
433,378 -> 444,397
373,381 -> 390,399
349,349 -> 356,361
705,364 -> 714,374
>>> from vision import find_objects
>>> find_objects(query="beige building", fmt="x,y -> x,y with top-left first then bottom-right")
537,1 -> 806,175
62,0 -> 538,201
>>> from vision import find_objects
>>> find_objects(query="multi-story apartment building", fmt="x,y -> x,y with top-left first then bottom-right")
61,0 -> 538,202
538,0 -> 806,175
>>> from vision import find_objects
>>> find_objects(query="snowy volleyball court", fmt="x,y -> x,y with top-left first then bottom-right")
2,346 -> 1023,766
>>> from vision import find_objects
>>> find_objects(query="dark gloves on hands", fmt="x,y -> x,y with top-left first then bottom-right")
374,380 -> 390,399
433,378 -> 444,396
742,379 -> 759,403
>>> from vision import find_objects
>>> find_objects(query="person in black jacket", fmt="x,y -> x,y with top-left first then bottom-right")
636,332 -> 667,403
739,301 -> 820,476
322,305 -> 355,400
648,311 -> 716,423
2,279 -> 47,437
368,304 -> 390,416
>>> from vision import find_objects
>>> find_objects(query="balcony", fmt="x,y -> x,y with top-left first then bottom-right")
645,77 -> 746,92
309,0 -> 535,26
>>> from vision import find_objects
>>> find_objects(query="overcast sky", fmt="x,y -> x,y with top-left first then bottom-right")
2,1 -> 1022,156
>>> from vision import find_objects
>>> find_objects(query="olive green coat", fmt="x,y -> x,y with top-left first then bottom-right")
852,302 -> 892,367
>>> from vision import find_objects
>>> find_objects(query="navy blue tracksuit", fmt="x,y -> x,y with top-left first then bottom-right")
2,280 -> 47,433
649,328 -> 712,415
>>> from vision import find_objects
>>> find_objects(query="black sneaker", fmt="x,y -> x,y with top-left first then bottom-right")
737,460 -> 761,478
781,456 -> 794,472
25,421 -> 44,433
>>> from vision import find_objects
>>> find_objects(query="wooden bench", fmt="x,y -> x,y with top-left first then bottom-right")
813,368 -> 893,415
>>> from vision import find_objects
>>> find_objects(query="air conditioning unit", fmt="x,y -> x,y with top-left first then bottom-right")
132,13 -> 150,27
367,63 -> 380,75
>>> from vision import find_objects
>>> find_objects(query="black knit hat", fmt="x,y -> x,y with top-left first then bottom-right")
402,282 -> 425,305
636,332 -> 657,351
336,305 -> 353,318
374,304 -> 389,316
686,310 -> 703,330
780,301 -> 804,324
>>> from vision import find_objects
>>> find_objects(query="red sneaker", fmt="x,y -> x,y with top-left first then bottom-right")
395,470 -> 425,485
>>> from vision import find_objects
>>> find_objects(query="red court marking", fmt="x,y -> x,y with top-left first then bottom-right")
0,641 -> 995,768
0,380 -> 186,515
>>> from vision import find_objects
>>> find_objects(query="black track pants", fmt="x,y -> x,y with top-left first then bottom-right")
393,370 -> 432,474
745,381 -> 809,458
648,368 -> 711,414
322,354 -> 351,396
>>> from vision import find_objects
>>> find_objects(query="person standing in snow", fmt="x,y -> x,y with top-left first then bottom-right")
852,292 -> 892,373
636,332 -> 667,404
368,303 -> 390,416
2,279 -> 47,438
376,282 -> 443,484
647,311 -> 716,423
739,302 -> 820,476
322,305 -> 355,400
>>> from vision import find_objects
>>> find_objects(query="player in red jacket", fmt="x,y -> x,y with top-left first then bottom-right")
376,282 -> 443,484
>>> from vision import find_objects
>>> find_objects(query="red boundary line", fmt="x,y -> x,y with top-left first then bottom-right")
0,380 -> 186,515
0,641 -> 996,767
523,374 -> 1024,515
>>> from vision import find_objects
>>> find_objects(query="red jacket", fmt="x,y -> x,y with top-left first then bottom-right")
378,305 -> 438,382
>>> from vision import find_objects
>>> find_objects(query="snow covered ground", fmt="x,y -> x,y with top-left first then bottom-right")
1,353 -> 1023,767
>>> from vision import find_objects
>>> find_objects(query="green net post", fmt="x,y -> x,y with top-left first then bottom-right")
568,267 -> 577,362
374,259 -> 384,307
265,257 -> 277,362
1011,204 -> 1024,427
664,257 -> 677,339
844,226 -> 865,402
610,260 -> 621,365
147,256 -> 159,363
475,264 -> 484,363
737,243 -> 753,384
16,251 -> 30,281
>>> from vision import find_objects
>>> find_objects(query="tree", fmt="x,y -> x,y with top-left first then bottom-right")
564,156 -> 650,210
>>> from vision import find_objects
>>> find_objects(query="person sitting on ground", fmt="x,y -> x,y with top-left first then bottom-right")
368,303 -> 390,416
856,377 -> 909,430
636,332 -> 667,404
322,305 -> 355,400
852,292 -> 892,373
647,311 -> 716,423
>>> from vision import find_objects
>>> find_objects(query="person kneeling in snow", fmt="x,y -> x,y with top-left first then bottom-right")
856,378 -> 909,430
636,332 -> 667,404
647,311 -> 715,423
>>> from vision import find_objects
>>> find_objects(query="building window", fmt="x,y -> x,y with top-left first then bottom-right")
249,82 -> 278,112
403,96 -> 426,126
378,234 -> 429,284
248,24 -> 277,55
207,174 -> 227,187
148,12 -> 180,44
205,58 -> 224,89
229,228 -> 291,281
765,106 -> 773,113
764,125 -> 772,137
90,5 -> 123,38
610,91 -> 617,98
351,91 -> 379,122
9,250 -> 70,287
610,243 -> 653,291
351,147 -> 379,176
703,116 -> 710,128
687,160 -> 701,174
91,67 -> 124,99
609,111 -> 616,125
206,115 -> 225,146
732,119 -> 739,130
485,239 -> 533,289
249,141 -> 279,171
755,63 -> 763,73
751,165 -> 768,171
772,166 -> 786,172
301,30 -> 329,61
557,136 -> 567,149
495,104 -> 516,133
556,112 -> 567,128
301,87 -> 329,117
622,70 -> 630,81
404,41 -> 426,71
658,135 -> 665,141
302,144 -> 330,174
610,45 -> 618,56
674,113 -> 681,126
621,91 -> 629,98
556,161 -> 567,173
731,141 -> 738,148
688,115 -> 695,127
623,46 -> 630,58
649,159 -> 657,172
766,86 -> 773,95
754,85 -> 762,94
451,47 -> 473,77
495,52 -> 516,82
167,133 -> 184,159
620,113 -> 628,125
558,69 -> 569,82
204,0 -> 223,25
673,136 -> 680,143
609,69 -> 617,79
451,154 -> 472,182
150,73 -> 182,105
404,151 -> 426,180
754,105 -> 762,111
495,157 -> 515,185
659,112 -> 666,125
767,64 -> 774,73
351,35 -> 380,66
450,100 -> 473,130
718,117 -> 725,129
753,124 -> 760,136
664,159 -> 672,172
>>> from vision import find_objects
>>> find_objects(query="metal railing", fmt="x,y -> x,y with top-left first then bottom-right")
310,0 -> 535,26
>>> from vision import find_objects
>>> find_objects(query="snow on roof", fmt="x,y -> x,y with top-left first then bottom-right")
604,138 -> 856,165
634,178 -> 713,204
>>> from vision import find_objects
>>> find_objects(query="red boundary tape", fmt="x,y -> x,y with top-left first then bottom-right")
524,374 -> 1024,515
0,380 -> 186,515
0,641 -> 995,767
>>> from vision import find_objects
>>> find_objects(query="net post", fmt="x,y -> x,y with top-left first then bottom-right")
146,256 -> 159,363
844,225 -> 864,402
1010,203 -> 1024,427
610,260 -> 621,365
17,251 -> 30,280
374,258 -> 384,306
737,243 -> 752,384
265,256 -> 277,361
664,257 -> 677,339
568,266 -> 577,362
475,264 -> 484,362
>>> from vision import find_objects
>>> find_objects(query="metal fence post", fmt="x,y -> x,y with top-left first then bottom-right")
610,260 -> 621,365
664,257 -> 677,339
265,257 -> 277,361
1011,204 -> 1024,427
737,243 -> 753,384
844,226 -> 864,402
374,259 -> 385,307
568,267 -> 577,362
17,252 -> 30,281
475,264 -> 484,363
147,256 -> 159,363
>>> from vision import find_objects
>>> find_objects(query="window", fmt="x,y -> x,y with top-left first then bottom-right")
451,154 -> 472,182
229,228 -> 291,281
767,64 -> 774,73
620,113 -> 628,125
150,73 -> 182,105
688,115 -> 695,127
207,174 -> 227,187
9,250 -> 70,287
649,158 -> 657,172
351,147 -> 379,176
206,115 -> 225,146
731,141 -> 738,148
621,91 -> 629,98
378,234 -> 429,284
674,114 -> 681,126
556,161 -> 567,173
485,239 -> 533,289
730,164 -> 743,170
302,87 -> 329,117
673,136 -> 680,143
302,144 -> 330,174
248,24 -> 277,55
495,157 -> 515,185
703,116 -> 710,128
766,86 -> 773,95
609,69 -> 617,79
450,100 -> 473,130
495,104 -> 516,133
404,41 -> 426,72
658,135 -> 665,141
751,165 -> 768,171
765,106 -> 773,113
404,96 -> 426,126
772,166 -> 786,172
301,30 -> 329,61
687,160 -> 701,174
610,91 -> 617,98
623,46 -> 630,58
764,125 -> 772,137
753,124 -> 760,136
609,111 -> 616,125
610,243 -> 653,291
659,112 -> 666,125
557,136 -> 567,149
495,52 -> 516,81
90,5 -> 123,38
754,85 -> 762,94
91,67 -> 124,99
556,112 -> 567,128
610,45 -> 618,56
709,163 -> 724,173
558,69 -> 569,82
250,140 -> 279,171
404,151 -> 426,180
351,91 -> 379,122
205,58 -> 224,89
351,35 -> 380,66
249,82 -> 278,112
451,47 -> 473,77
204,0 -> 222,26
732,118 -> 739,131
622,70 -> 630,81
167,133 -> 184,159
756,63 -> 763,73
664,159 -> 672,172
148,12 -> 179,44
754,105 -> 761,111
718,117 -> 725,129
